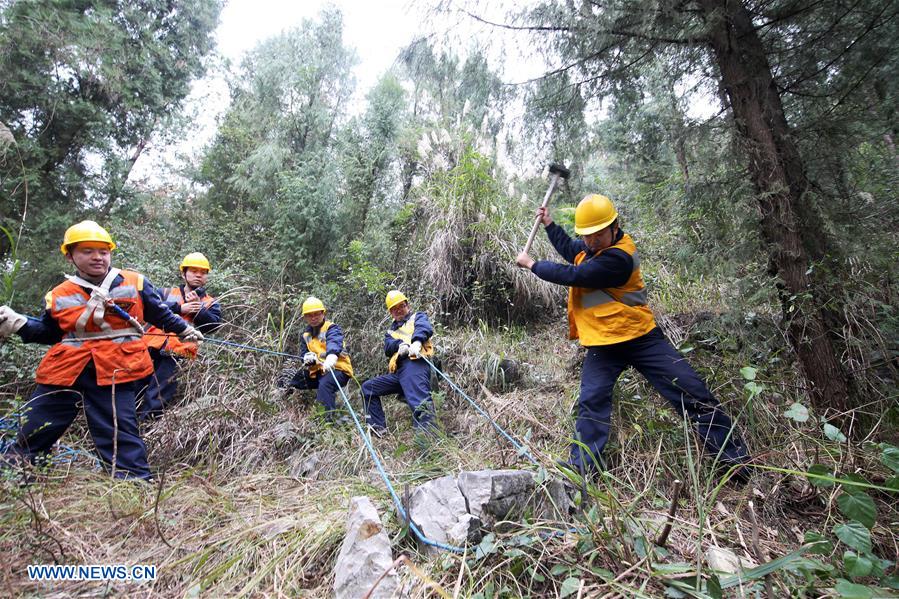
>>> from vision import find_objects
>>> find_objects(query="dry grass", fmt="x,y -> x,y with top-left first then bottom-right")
2,271 -> 897,598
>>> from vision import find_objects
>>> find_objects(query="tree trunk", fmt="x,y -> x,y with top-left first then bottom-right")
699,0 -> 852,414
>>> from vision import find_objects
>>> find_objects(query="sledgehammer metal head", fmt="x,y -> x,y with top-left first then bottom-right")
522,162 -> 571,254
548,163 -> 571,179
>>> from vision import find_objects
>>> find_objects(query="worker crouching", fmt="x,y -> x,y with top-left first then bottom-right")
0,221 -> 202,480
361,291 -> 437,438
281,297 -> 354,423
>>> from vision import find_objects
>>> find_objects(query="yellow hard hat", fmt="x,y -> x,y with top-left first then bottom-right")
60,220 -> 116,255
385,290 -> 408,311
180,252 -> 211,272
574,194 -> 619,235
302,296 -> 326,315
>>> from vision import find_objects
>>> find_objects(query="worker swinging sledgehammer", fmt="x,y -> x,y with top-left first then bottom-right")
516,194 -> 752,482
0,221 -> 203,480
138,252 -> 223,420
279,296 -> 354,424
361,290 -> 438,439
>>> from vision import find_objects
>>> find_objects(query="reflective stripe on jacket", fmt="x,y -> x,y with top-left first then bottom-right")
303,321 -> 354,378
35,269 -> 152,386
567,234 -> 657,346
145,286 -> 216,358
387,316 -> 433,373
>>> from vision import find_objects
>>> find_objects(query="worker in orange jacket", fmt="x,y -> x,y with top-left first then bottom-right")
0,221 -> 202,480
138,252 -> 222,420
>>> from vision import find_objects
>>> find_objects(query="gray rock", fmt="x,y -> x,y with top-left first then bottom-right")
408,475 -> 482,553
458,470 -> 535,528
534,478 -> 577,521
622,512 -> 668,545
705,547 -> 758,574
288,449 -> 331,479
334,496 -> 397,599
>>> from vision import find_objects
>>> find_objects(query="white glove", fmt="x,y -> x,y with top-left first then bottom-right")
303,352 -> 318,365
323,354 -> 338,371
397,343 -> 410,357
0,306 -> 27,338
178,325 -> 204,343
409,340 -> 422,357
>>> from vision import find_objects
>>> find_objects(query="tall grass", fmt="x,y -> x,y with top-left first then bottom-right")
1,238 -> 897,598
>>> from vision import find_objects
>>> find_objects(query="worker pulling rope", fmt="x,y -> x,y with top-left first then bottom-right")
139,326 -> 539,467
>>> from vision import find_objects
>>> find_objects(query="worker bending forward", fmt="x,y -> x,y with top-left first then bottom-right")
139,252 -> 222,419
362,291 -> 437,437
0,221 -> 202,480
516,195 -> 750,478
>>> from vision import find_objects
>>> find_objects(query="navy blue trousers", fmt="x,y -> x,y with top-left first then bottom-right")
136,348 -> 180,420
287,368 -> 350,413
361,358 -> 435,431
572,327 -> 749,471
6,362 -> 151,479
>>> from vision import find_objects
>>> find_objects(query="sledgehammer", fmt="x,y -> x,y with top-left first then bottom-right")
522,163 -> 571,255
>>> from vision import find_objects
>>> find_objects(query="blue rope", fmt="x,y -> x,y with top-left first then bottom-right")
330,369 -> 466,554
201,337 -> 304,359
419,355 -> 538,465
1,418 -> 101,469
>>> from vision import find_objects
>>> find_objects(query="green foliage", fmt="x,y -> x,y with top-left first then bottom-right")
338,73 -> 407,237
0,0 -> 221,305
415,142 -> 560,323
198,8 -> 355,280
790,443 -> 899,595
0,225 -> 20,305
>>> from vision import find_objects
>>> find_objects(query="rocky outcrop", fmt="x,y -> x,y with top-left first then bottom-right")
534,478 -> 578,521
334,497 -> 397,599
458,469 -> 535,529
407,469 -> 572,553
288,449 -> 333,479
705,546 -> 758,574
408,475 -> 482,554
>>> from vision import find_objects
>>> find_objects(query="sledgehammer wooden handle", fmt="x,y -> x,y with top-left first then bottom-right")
522,163 -> 570,255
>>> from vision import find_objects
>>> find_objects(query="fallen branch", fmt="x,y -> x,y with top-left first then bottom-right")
747,500 -> 774,599
655,479 -> 683,547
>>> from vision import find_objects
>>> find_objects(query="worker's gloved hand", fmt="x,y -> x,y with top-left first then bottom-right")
397,343 -> 410,357
303,352 -> 318,365
179,325 -> 204,343
0,306 -> 27,338
409,340 -> 422,357
322,354 -> 338,371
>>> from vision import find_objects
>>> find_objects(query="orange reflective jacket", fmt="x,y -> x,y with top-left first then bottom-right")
144,286 -> 215,358
35,269 -> 152,386
567,234 -> 657,346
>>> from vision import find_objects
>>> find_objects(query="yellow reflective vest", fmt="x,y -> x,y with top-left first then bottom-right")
567,234 -> 657,346
304,321 -> 354,378
387,316 -> 433,373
